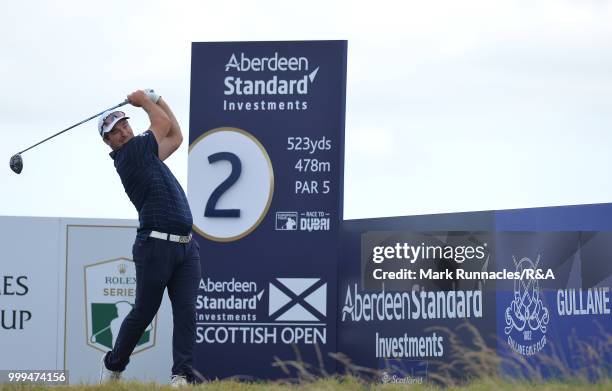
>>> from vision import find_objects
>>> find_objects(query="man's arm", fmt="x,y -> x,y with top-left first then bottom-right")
155,97 -> 183,161
127,90 -> 171,145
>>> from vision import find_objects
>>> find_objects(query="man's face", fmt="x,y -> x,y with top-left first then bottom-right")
104,119 -> 134,150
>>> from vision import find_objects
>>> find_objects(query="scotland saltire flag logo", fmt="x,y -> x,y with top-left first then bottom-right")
268,278 -> 326,321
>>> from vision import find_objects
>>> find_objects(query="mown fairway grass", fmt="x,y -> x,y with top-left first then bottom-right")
0,377 -> 611,391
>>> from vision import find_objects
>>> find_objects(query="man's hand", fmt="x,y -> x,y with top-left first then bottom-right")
127,90 -> 151,107
127,90 -> 171,143
144,89 -> 161,104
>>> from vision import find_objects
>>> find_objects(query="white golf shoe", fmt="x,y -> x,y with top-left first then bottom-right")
170,374 -> 189,387
99,354 -> 122,383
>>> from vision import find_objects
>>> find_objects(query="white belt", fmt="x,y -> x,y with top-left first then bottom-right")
149,230 -> 192,243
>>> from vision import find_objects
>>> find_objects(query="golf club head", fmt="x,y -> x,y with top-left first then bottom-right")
10,154 -> 23,174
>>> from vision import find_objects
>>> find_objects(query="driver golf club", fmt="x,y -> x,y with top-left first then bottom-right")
9,100 -> 129,174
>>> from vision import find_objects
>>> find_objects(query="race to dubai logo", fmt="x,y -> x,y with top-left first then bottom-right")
504,255 -> 550,356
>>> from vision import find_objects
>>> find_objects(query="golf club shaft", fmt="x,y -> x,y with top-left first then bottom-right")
18,100 -> 129,155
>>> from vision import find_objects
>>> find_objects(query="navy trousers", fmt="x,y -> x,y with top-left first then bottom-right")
105,235 -> 201,379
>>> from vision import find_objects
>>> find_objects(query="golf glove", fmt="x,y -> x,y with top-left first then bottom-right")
145,89 -> 160,103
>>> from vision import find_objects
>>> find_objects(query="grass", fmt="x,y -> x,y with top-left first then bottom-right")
2,320 -> 609,390
0,377 -> 612,391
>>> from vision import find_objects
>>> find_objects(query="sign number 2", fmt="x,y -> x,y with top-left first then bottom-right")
188,127 -> 274,242
204,152 -> 242,218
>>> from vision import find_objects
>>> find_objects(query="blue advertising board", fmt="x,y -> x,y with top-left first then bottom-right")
186,40 -> 610,383
188,41 -> 347,379
494,207 -> 612,379
338,219 -> 497,383
338,205 -> 612,383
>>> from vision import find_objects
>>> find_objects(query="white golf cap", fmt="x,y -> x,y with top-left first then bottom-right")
98,110 -> 130,137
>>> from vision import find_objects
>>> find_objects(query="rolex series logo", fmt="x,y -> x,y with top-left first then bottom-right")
85,258 -> 156,353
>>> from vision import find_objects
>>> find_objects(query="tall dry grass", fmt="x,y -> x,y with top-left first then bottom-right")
1,377 -> 612,391
1,321 -> 609,390
271,319 -> 611,387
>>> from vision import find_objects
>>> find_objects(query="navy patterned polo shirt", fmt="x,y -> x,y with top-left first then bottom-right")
110,130 -> 192,240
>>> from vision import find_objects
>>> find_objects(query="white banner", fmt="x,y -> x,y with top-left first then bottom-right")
0,217 -> 62,371
0,216 -> 176,384
62,219 -> 174,384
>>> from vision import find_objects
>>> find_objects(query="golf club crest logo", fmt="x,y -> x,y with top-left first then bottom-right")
504,255 -> 550,356
85,257 -> 156,353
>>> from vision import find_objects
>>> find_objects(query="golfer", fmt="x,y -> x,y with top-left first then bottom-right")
98,90 -> 201,387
